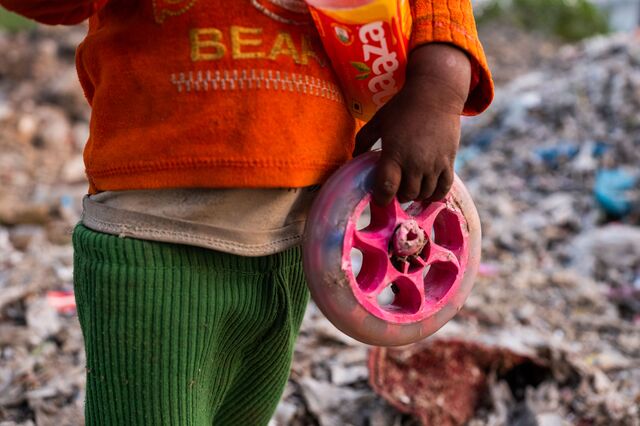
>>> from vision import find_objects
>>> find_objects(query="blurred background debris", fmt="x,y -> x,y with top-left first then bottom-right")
0,1 -> 639,425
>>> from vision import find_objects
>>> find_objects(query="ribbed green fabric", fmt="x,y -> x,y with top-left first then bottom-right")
73,224 -> 309,425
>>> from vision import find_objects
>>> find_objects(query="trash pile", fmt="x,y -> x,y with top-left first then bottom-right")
274,33 -> 640,425
0,25 -> 89,426
477,23 -> 562,85
0,23 -> 639,426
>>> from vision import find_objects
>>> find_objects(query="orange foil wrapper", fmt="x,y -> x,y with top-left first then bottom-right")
305,0 -> 413,121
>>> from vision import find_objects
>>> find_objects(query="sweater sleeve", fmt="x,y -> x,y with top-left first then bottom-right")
0,0 -> 108,25
409,0 -> 494,115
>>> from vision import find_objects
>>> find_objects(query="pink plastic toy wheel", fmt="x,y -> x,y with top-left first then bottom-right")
303,151 -> 481,346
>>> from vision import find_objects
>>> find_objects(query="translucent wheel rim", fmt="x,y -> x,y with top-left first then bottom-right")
303,151 -> 481,346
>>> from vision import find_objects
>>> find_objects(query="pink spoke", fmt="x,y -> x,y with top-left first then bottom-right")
412,256 -> 427,268
415,202 -> 447,230
368,258 -> 397,294
353,198 -> 412,256
401,260 -> 410,275
367,199 -> 404,235
390,198 -> 411,222
354,229 -> 390,249
408,272 -> 426,297
426,243 -> 460,271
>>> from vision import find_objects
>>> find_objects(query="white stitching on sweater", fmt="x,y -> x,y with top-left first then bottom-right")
170,69 -> 344,104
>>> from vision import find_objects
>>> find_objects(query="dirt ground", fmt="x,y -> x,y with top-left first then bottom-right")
0,21 -> 639,426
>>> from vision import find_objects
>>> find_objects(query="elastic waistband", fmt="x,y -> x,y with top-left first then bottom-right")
72,224 -> 302,273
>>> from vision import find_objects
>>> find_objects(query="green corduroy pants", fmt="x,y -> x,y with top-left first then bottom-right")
73,225 -> 309,425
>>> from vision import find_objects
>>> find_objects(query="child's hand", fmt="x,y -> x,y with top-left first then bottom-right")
353,43 -> 472,206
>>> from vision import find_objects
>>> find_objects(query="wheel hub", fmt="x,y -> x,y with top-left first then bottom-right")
392,219 -> 426,257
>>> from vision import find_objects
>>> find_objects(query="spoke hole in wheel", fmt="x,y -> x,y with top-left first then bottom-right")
350,248 -> 363,277
352,245 -> 388,292
423,262 -> 458,306
421,264 -> 431,279
404,200 -> 427,217
376,283 -> 396,306
356,204 -> 371,230
378,278 -> 421,314
400,201 -> 413,211
433,209 -> 465,252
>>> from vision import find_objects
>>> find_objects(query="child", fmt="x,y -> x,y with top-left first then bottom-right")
1,0 -> 493,424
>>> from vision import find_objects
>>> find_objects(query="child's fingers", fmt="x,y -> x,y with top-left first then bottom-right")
417,175 -> 438,201
353,118 -> 380,156
372,156 -> 402,206
397,171 -> 422,203
427,169 -> 454,202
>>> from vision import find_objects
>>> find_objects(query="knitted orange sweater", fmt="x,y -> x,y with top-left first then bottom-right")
1,0 -> 493,194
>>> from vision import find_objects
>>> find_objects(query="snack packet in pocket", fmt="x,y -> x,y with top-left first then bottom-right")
305,0 -> 413,121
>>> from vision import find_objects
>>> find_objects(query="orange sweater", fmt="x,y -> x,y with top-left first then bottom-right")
1,0 -> 493,194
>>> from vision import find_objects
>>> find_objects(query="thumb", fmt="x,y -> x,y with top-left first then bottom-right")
353,117 -> 380,156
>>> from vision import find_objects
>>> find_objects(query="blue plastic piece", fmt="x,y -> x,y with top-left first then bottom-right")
535,144 -> 580,166
594,169 -> 638,217
592,141 -> 610,157
535,142 -> 610,168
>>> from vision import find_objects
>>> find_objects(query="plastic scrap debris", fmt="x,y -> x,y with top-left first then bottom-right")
46,290 -> 76,315
535,143 -> 580,167
594,168 -> 638,217
478,262 -> 501,277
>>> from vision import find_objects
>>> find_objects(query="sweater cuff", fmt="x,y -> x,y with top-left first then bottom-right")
409,0 -> 494,116
0,0 -> 108,25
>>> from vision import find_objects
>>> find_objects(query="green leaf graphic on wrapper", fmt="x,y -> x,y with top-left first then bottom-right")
351,61 -> 370,72
351,61 -> 371,80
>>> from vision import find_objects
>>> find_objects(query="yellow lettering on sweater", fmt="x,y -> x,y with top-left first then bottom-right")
190,27 -> 324,67
190,28 -> 226,61
300,34 -> 325,67
268,32 -> 300,64
231,26 -> 266,60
